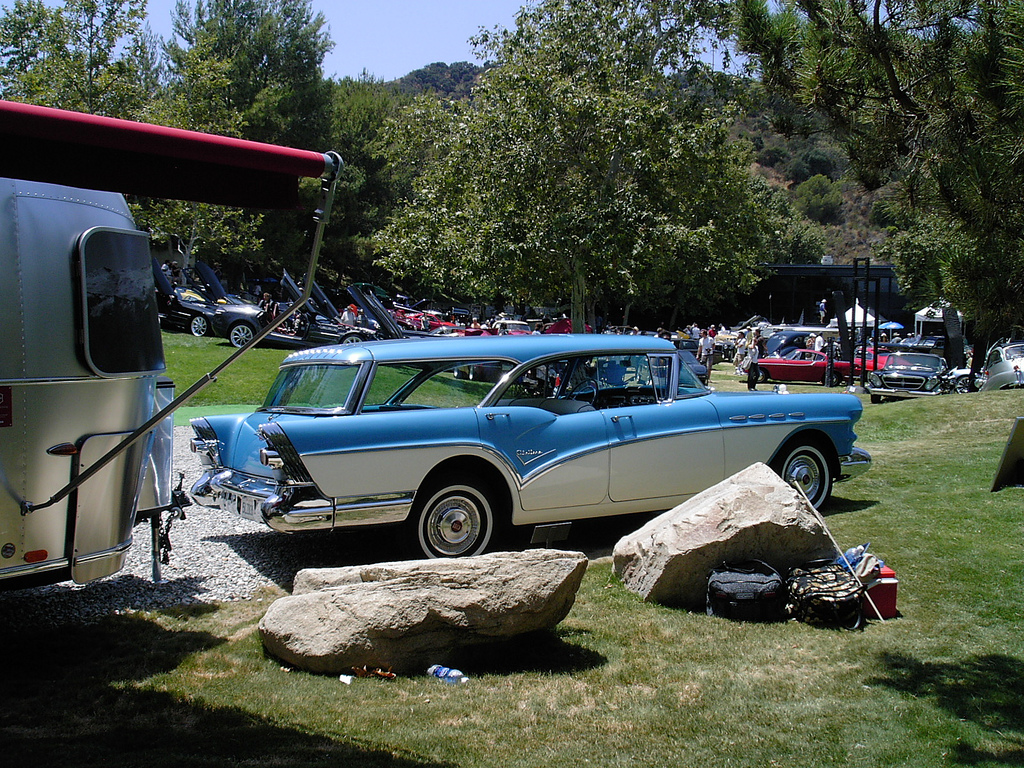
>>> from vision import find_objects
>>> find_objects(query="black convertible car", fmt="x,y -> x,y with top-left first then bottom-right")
153,259 -> 237,337
154,261 -> 372,349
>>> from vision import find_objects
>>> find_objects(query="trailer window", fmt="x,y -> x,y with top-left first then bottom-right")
78,227 -> 164,376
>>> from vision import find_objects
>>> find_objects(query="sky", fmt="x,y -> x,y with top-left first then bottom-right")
142,0 -> 528,82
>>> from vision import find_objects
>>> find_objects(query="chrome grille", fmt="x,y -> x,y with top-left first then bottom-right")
880,374 -> 928,391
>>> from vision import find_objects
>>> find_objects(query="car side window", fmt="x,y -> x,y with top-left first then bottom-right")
501,359 -> 569,401
365,360 -> 514,410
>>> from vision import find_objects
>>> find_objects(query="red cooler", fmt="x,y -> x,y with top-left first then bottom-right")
863,566 -> 898,620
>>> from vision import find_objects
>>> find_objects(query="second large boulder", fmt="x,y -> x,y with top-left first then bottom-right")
613,463 -> 835,609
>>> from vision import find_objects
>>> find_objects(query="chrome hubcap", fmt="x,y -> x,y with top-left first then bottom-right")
426,496 -> 480,556
786,455 -> 821,499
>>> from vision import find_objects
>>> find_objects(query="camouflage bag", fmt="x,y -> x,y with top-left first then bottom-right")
786,560 -> 864,630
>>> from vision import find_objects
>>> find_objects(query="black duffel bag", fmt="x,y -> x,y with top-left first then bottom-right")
706,560 -> 786,622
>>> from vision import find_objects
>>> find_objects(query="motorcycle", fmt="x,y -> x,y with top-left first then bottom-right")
939,366 -> 973,394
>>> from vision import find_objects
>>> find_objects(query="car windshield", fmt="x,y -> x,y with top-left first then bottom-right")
499,321 -> 530,332
765,333 -> 801,355
363,359 -> 516,410
175,285 -> 214,303
262,363 -> 361,412
886,354 -> 943,370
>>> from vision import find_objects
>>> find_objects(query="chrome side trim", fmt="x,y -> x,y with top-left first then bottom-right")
73,539 -> 133,565
0,558 -> 69,579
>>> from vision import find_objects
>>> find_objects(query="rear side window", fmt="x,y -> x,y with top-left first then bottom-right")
77,227 -> 164,376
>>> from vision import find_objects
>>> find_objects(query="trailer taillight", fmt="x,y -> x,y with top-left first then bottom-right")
46,443 -> 78,456
24,549 -> 47,563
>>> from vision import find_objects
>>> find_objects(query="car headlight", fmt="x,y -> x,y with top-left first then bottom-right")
924,375 -> 941,391
868,373 -> 882,388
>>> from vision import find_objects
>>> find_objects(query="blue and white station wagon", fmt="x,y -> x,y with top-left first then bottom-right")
190,335 -> 870,558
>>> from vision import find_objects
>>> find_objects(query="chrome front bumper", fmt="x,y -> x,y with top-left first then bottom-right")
191,468 -> 413,533
867,386 -> 940,399
837,447 -> 872,481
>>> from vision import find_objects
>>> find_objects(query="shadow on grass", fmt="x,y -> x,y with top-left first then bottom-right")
453,628 -> 606,676
869,652 -> 1024,765
0,615 -> 451,768
0,574 -> 216,629
821,495 -> 877,516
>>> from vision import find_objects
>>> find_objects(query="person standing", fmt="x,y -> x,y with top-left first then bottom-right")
733,330 -> 747,375
699,329 -> 715,382
746,330 -> 763,391
258,292 -> 277,321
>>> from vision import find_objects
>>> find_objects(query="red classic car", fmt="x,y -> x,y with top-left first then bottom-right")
758,348 -> 852,385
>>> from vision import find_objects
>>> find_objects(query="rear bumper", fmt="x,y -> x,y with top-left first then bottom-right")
191,468 -> 412,533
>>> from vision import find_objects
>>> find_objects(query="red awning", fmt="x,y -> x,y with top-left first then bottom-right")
0,100 -> 333,208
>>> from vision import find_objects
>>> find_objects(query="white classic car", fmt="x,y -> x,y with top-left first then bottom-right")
190,335 -> 870,558
979,340 -> 1024,391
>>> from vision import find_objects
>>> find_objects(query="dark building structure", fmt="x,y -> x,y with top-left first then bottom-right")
745,262 -> 906,329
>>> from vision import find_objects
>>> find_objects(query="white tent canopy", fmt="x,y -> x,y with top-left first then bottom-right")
828,300 -> 877,327
915,305 -> 963,322
915,305 -> 964,335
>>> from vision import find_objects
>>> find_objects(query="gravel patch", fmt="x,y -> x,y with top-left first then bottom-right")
1,426 -> 626,630
0,426 -> 377,629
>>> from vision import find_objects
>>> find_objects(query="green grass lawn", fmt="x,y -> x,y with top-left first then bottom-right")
3,339 -> 1023,767
160,331 -> 290,424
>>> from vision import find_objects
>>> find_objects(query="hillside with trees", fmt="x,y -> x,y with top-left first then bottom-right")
732,89 -> 891,266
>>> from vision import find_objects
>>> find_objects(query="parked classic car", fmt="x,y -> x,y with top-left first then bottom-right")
757,348 -> 851,385
153,258 -> 243,337
978,340 -> 1024,391
867,352 -> 950,403
190,335 -> 870,558
764,330 -> 816,358
211,271 -> 368,349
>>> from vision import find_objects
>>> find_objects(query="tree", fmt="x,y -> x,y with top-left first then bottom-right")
315,75 -> 411,288
131,39 -> 264,272
0,0 -> 152,117
167,0 -> 332,149
161,0 -> 335,282
793,174 -> 842,224
377,0 -> 788,330
734,0 -> 1024,339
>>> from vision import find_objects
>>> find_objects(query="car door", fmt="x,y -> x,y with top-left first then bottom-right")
478,402 -> 610,512
606,354 -> 725,502
793,350 -> 824,382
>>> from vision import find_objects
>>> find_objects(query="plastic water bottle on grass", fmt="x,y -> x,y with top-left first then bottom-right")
428,665 -> 469,684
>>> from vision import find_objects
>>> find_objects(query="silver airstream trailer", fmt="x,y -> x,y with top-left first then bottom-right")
0,99 -> 340,589
0,178 -> 164,587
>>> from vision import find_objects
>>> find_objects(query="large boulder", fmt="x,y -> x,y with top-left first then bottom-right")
259,549 -> 589,674
613,463 -> 835,609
